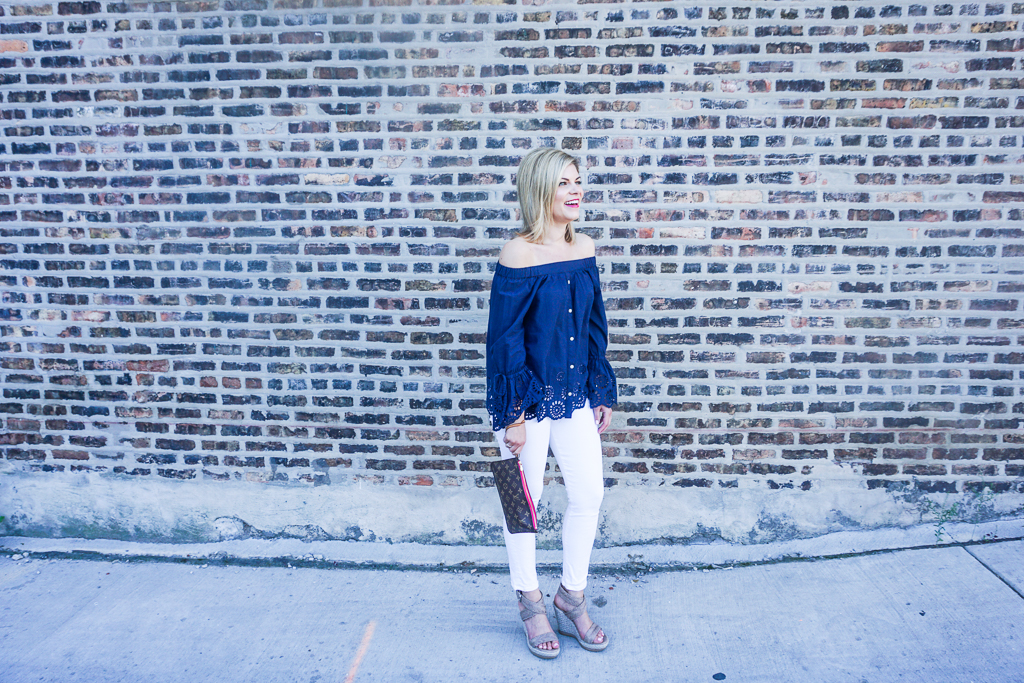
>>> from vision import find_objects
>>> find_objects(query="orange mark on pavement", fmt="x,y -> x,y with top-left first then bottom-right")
343,620 -> 377,683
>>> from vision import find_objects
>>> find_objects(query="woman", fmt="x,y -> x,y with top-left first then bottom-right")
485,147 -> 618,658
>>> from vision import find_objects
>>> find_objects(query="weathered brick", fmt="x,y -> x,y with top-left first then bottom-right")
0,1 -> 1017,526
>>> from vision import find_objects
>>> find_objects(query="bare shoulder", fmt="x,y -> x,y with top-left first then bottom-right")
574,232 -> 596,258
498,236 -> 537,268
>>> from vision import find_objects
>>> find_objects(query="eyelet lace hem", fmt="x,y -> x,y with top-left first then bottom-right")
486,366 -> 545,432
587,359 -> 618,409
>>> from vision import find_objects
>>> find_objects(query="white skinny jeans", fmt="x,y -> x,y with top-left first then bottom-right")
496,400 -> 605,592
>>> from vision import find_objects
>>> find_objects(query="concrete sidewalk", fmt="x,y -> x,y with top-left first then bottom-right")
1,539 -> 1022,683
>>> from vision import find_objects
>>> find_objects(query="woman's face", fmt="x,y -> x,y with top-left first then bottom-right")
550,161 -> 582,228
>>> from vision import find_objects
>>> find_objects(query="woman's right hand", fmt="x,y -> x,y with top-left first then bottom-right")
503,423 -> 526,456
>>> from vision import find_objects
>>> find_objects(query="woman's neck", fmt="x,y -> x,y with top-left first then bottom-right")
538,224 -> 570,245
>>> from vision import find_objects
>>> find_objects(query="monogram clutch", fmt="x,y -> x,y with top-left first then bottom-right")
490,456 -> 538,534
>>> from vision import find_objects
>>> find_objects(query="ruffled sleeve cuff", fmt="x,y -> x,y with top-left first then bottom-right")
486,365 -> 545,431
587,357 -> 618,409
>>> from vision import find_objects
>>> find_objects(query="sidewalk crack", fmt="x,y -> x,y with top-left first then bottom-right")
961,545 -> 1024,601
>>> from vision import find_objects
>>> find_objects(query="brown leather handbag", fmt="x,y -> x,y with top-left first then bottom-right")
490,456 -> 538,534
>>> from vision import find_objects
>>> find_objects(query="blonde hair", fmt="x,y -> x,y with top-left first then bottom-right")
515,147 -> 581,244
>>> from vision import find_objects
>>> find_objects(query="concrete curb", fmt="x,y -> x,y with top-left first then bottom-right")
3,517 -> 1023,572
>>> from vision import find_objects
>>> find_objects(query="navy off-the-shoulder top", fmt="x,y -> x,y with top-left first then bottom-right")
485,256 -> 618,431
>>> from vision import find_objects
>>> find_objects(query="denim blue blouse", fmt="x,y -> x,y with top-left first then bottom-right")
485,256 -> 618,431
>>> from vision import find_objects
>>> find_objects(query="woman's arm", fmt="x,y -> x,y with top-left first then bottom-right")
485,267 -> 544,435
586,261 -> 617,433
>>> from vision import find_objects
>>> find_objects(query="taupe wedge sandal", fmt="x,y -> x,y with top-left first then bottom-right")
553,584 -> 609,652
516,590 -> 560,659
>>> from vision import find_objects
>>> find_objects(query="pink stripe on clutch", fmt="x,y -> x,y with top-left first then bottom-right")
517,458 -> 537,530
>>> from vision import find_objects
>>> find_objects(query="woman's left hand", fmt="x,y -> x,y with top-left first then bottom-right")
593,404 -> 612,434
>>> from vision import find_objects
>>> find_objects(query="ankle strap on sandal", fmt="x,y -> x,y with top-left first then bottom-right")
556,584 -> 588,621
516,590 -> 546,621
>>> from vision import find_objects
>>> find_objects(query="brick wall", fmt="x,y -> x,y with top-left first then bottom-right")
1,0 -> 1023,544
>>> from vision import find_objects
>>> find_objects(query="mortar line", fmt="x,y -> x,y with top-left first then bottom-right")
961,545 -> 1024,602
